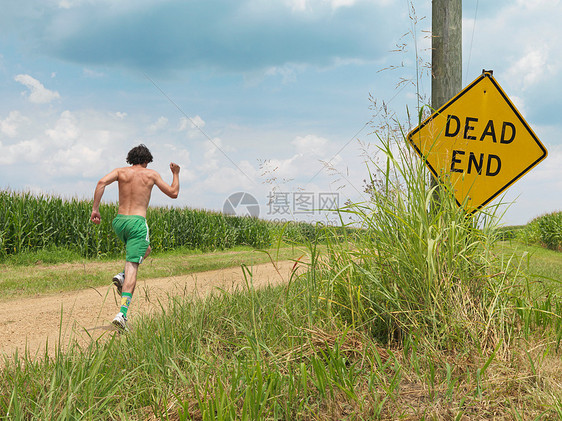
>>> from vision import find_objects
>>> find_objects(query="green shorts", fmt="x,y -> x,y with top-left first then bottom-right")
112,215 -> 150,264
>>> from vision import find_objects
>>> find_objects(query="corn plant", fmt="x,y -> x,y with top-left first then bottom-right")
0,190 -> 333,261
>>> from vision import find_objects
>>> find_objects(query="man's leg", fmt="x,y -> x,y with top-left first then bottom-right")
123,261 -> 139,294
115,246 -> 150,325
112,246 -> 151,295
111,216 -> 151,329
122,245 -> 151,294
143,245 -> 152,261
117,261 -> 139,320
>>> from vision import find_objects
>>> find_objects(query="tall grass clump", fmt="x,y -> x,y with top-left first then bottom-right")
307,132 -> 561,356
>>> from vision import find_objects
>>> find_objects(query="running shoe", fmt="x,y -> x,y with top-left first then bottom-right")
112,312 -> 128,331
112,271 -> 125,295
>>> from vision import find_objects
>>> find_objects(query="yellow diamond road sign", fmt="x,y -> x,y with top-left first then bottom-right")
407,71 -> 548,214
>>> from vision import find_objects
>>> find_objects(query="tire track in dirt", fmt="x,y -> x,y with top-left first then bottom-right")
0,260 -> 299,360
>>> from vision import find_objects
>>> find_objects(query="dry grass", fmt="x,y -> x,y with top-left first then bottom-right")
140,328 -> 562,420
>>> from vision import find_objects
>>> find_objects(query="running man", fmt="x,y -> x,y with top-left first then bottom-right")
90,144 -> 180,330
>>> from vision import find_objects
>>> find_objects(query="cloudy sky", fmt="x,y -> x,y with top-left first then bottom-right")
0,0 -> 560,225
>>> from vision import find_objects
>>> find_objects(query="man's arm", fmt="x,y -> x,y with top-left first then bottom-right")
90,169 -> 119,224
153,163 -> 180,199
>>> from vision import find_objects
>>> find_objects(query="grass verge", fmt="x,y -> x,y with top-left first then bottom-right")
1,241 -> 561,420
496,240 -> 562,288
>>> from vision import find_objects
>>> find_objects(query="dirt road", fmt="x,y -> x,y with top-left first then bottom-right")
0,260 -> 298,359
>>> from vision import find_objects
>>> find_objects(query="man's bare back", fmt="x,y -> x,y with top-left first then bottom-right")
90,162 -> 180,223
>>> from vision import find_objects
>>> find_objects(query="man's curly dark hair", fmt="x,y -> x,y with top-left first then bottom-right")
126,144 -> 153,165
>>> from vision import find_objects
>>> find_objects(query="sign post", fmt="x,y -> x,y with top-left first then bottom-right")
408,71 -> 548,214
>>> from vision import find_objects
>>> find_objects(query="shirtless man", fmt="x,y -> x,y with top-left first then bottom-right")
90,144 -> 180,330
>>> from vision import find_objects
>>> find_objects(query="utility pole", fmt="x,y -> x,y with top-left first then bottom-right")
431,0 -> 462,197
432,0 -> 462,110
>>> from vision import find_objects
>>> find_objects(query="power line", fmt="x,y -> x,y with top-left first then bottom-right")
465,0 -> 480,84
306,81 -> 409,185
144,72 -> 257,186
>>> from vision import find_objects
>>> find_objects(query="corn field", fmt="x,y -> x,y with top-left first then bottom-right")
514,211 -> 562,251
0,190 -> 320,260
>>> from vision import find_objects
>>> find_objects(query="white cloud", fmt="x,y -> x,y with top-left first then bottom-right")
515,0 -> 560,10
178,115 -> 206,136
292,134 -> 330,156
161,143 -> 192,167
0,106 -> 194,191
58,0 -> 92,9
40,115 -> 134,178
0,139 -> 45,165
0,111 -> 30,138
525,144 -> 562,183
264,65 -> 298,84
45,110 -> 80,147
285,0 -> 363,12
83,68 -> 105,78
14,74 -> 61,104
148,116 -> 169,132
260,154 -> 302,180
258,134 -> 341,183
48,143 -> 104,177
198,137 -> 225,172
506,46 -> 554,91
330,0 -> 356,8
464,1 -> 562,89
509,95 -> 527,117
201,160 -> 257,194
286,0 -> 307,12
